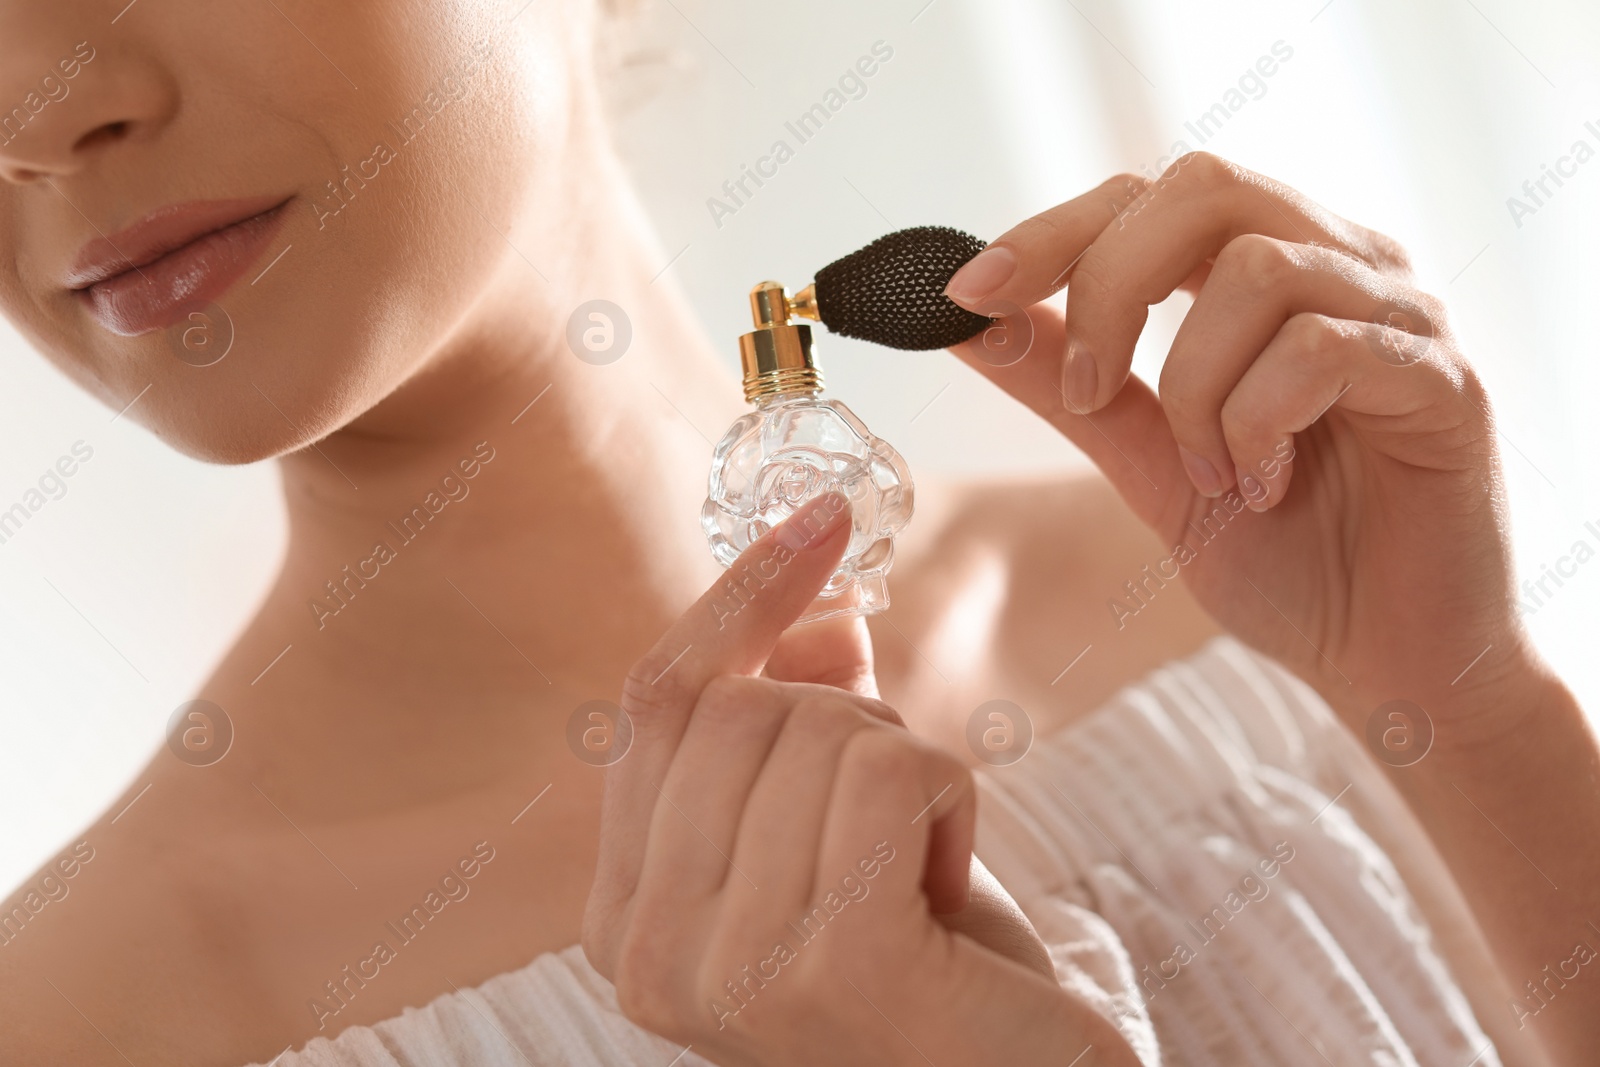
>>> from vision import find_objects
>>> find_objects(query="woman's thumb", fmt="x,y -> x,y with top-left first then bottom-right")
764,613 -> 880,699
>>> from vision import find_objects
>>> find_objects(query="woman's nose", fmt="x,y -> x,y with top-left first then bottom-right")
0,37 -> 175,185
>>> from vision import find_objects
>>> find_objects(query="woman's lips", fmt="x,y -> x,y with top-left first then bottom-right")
69,197 -> 292,337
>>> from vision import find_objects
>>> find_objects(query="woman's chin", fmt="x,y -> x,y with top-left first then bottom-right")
131,407 -> 346,467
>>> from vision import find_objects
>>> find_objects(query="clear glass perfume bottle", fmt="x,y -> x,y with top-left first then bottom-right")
702,282 -> 913,623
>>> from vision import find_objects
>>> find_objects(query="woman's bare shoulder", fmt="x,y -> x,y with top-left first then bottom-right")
908,465 -> 1170,560
0,838 -> 116,1062
900,464 -> 1218,639
0,775 -> 290,1064
878,467 -> 1221,745
0,828 -> 177,1062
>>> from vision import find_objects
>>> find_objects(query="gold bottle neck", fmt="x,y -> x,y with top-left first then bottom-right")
738,281 -> 824,404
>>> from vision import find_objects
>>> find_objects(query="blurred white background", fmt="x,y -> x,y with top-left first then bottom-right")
3,0 -> 1597,891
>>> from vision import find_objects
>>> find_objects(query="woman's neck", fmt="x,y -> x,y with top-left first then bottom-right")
214,165 -> 747,808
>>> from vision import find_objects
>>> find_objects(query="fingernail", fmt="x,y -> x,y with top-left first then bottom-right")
1178,447 -> 1223,497
1234,466 -> 1269,511
775,491 -> 851,551
945,245 -> 1016,308
1062,340 -> 1098,412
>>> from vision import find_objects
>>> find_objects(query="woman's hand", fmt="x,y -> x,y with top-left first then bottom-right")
945,153 -> 1517,731
944,154 -> 1600,1065
582,493 -> 1139,1066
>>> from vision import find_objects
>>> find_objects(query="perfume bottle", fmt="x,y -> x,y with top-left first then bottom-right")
702,281 -> 913,623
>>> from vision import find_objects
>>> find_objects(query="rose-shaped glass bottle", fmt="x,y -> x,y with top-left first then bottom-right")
702,282 -> 913,623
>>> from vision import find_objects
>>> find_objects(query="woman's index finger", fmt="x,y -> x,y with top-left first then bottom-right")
620,491 -> 854,725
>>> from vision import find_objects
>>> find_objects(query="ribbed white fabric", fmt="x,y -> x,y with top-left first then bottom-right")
247,637 -> 1503,1067
974,636 -> 1504,1067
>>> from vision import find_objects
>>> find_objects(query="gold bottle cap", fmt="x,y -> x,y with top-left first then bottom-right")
738,281 -> 823,403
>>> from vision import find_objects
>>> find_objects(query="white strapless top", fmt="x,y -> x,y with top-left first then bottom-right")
248,637 -> 1518,1066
